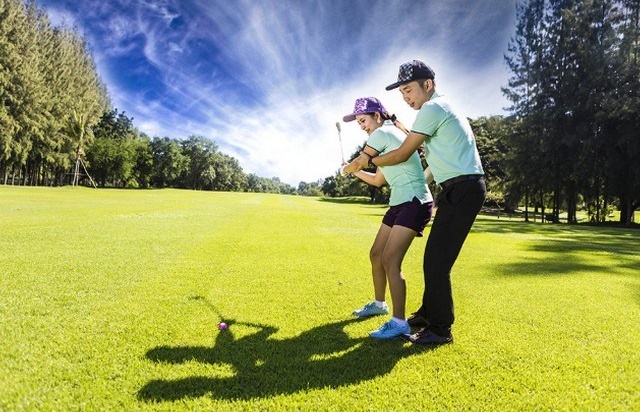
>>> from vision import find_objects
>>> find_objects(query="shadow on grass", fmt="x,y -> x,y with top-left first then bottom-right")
138,316 -> 428,402
471,216 -> 640,276
318,196 -> 374,205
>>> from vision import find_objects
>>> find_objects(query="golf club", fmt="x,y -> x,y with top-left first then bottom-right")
336,121 -> 345,163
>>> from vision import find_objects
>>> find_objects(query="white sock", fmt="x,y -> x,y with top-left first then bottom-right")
374,300 -> 386,308
392,317 -> 407,326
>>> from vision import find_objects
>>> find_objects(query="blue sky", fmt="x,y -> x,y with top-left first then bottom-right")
37,0 -> 517,186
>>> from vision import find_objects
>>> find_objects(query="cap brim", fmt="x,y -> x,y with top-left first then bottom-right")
342,114 -> 356,122
385,82 -> 402,91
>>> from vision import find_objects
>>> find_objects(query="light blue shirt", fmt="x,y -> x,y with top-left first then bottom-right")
411,92 -> 484,183
367,122 -> 433,206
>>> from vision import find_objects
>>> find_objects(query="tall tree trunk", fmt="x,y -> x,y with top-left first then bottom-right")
567,183 -> 576,224
540,190 -> 545,224
524,188 -> 530,222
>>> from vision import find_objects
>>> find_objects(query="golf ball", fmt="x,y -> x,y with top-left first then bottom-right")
218,322 -> 228,331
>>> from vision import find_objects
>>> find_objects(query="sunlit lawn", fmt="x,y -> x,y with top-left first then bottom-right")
1,186 -> 638,411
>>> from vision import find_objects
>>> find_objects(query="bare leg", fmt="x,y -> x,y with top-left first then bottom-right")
381,225 -> 417,319
369,224 -> 392,302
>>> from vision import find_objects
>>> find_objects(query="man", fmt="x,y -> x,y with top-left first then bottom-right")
354,60 -> 486,344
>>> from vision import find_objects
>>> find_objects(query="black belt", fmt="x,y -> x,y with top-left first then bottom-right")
439,174 -> 483,189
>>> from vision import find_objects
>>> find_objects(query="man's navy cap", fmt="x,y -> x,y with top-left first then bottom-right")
385,60 -> 435,91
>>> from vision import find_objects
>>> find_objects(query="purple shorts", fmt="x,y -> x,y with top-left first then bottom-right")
382,197 -> 434,237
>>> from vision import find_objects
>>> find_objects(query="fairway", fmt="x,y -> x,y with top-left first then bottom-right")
1,187 -> 638,411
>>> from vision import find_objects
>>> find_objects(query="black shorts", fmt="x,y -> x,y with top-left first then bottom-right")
382,197 -> 434,237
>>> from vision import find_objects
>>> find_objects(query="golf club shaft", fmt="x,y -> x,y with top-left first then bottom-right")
336,122 -> 345,162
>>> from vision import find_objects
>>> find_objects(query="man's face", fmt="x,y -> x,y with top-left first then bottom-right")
399,80 -> 432,110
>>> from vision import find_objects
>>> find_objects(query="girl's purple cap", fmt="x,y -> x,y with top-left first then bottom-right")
343,97 -> 388,122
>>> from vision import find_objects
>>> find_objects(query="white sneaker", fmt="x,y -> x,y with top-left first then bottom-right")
353,301 -> 389,317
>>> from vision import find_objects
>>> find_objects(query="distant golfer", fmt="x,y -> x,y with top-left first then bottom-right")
354,61 -> 486,344
341,97 -> 434,340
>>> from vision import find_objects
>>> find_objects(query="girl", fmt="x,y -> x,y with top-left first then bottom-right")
341,97 -> 433,339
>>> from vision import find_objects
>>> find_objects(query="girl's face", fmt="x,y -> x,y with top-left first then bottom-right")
355,113 -> 381,136
399,79 -> 433,110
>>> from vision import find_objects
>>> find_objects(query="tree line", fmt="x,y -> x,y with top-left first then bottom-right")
1,0 -> 109,186
500,0 -> 640,225
2,0 -> 639,224
81,109 -> 302,194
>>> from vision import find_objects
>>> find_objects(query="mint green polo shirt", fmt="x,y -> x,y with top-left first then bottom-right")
367,122 -> 433,206
411,92 -> 484,184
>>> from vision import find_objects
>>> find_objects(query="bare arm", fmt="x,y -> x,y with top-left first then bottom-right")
353,169 -> 387,187
343,145 -> 378,175
371,131 -> 426,167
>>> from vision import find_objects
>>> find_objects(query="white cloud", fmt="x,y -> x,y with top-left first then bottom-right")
40,0 -> 517,186
191,2 -> 514,184
41,5 -> 79,31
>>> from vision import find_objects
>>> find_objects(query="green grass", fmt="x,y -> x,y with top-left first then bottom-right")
1,186 -> 638,411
